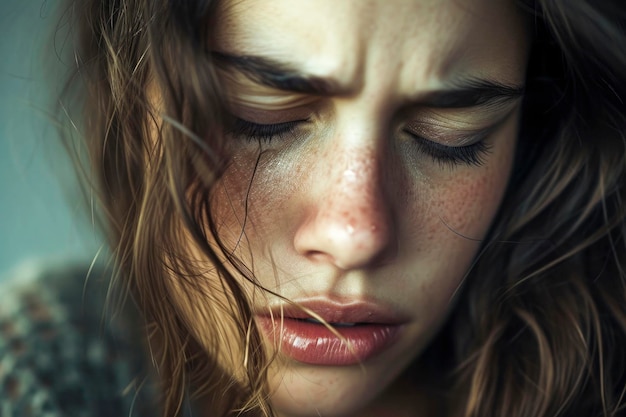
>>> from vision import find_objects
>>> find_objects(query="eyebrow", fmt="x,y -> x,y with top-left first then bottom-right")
212,51 -> 525,109
421,78 -> 525,108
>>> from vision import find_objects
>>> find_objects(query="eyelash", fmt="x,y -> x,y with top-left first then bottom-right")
231,118 -> 492,167
231,118 -> 308,142
403,129 -> 492,168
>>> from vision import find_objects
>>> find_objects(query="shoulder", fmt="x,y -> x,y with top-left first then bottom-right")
0,260 -> 157,417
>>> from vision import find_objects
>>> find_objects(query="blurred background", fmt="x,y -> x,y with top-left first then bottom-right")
0,0 -> 102,279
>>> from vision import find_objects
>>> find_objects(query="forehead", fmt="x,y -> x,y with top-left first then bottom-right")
212,0 -> 529,90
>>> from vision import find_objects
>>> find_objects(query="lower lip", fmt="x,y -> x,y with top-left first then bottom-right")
256,317 -> 402,366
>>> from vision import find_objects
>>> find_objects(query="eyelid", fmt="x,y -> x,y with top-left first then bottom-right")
404,120 -> 495,147
231,93 -> 318,110
404,106 -> 518,146
229,104 -> 315,125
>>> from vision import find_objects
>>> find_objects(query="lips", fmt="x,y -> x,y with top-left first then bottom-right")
255,299 -> 407,366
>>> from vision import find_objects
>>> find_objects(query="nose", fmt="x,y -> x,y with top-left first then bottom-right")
293,147 -> 397,270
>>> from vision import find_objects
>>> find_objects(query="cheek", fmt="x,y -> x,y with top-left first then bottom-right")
401,131 -> 517,301
210,152 -> 274,242
207,149 -> 305,281
429,171 -> 504,238
420,125 -> 518,251
213,149 -> 301,238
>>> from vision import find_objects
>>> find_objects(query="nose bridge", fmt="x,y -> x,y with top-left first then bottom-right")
328,145 -> 384,233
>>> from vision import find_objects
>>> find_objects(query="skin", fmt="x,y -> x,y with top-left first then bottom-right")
172,0 -> 530,416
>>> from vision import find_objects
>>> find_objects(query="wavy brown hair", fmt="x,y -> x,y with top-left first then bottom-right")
56,0 -> 626,416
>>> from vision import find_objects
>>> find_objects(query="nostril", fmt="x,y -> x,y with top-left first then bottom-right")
305,251 -> 336,264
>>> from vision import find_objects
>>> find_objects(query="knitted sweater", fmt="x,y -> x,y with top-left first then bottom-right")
0,261 -> 157,417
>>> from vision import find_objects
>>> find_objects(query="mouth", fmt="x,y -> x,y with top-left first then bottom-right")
300,317 -> 359,327
255,299 -> 407,366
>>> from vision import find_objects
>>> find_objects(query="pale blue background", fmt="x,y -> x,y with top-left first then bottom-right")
0,1 -> 102,277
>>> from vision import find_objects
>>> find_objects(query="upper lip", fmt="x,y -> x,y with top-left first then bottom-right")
255,297 -> 409,324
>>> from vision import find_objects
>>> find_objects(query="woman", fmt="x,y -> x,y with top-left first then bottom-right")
6,0 -> 623,416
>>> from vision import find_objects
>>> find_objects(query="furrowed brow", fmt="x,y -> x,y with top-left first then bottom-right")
212,52 -> 524,108
211,51 -> 342,95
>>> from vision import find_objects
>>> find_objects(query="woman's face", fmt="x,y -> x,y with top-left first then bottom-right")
183,0 -> 528,415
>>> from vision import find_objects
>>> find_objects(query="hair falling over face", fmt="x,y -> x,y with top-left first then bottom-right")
56,0 -> 626,416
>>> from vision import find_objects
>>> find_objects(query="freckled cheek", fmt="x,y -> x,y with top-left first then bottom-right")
209,153 -> 298,248
408,159 -> 515,303
432,172 -> 505,238
423,128 -> 517,247
391,171 -> 510,328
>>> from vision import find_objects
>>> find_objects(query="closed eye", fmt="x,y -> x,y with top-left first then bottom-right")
404,130 -> 492,168
229,115 -> 495,168
229,118 -> 309,142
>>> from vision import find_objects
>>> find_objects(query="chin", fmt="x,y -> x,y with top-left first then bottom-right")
265,349 -> 414,417
270,381 -> 376,417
